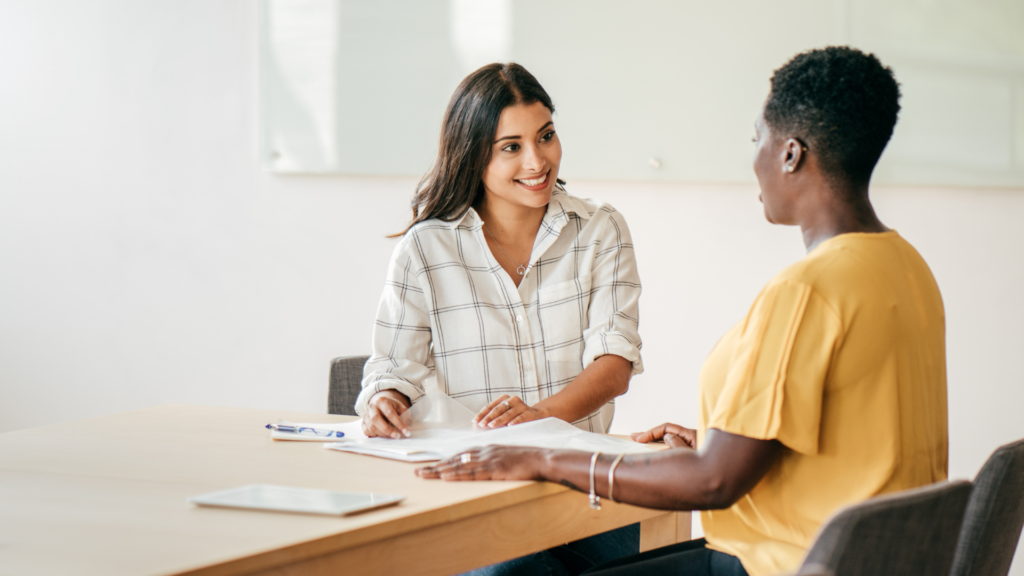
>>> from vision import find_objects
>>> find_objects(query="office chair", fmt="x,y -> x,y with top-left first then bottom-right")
795,480 -> 973,576
950,438 -> 1024,576
328,354 -> 370,416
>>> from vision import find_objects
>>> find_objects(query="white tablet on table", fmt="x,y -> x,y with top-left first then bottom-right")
189,484 -> 405,516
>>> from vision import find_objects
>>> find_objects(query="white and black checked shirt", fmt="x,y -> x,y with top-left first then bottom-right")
356,187 -> 643,432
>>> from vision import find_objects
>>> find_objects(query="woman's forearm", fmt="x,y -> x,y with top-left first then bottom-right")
538,429 -> 782,511
539,447 -> 722,510
532,354 -> 632,423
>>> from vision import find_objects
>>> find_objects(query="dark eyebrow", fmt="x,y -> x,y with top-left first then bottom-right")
494,121 -> 555,144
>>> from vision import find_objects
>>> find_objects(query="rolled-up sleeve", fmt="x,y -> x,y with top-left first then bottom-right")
355,241 -> 434,415
581,207 -> 644,375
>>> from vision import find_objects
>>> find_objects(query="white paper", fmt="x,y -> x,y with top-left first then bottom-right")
271,390 -> 654,461
270,388 -> 476,442
323,391 -> 653,462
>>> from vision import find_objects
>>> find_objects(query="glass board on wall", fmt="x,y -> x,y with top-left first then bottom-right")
260,0 -> 1024,188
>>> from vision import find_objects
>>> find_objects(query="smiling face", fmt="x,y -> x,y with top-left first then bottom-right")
481,101 -> 562,212
753,108 -> 801,225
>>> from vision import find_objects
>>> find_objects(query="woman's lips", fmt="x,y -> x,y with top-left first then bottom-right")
515,171 -> 549,191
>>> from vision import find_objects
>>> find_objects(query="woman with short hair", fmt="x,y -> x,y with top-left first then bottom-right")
418,47 -> 949,576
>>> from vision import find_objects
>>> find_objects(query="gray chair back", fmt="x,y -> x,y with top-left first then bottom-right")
950,438 -> 1024,576
328,355 -> 370,416
796,480 -> 973,576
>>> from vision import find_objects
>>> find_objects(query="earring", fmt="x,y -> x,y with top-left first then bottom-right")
787,166 -> 795,172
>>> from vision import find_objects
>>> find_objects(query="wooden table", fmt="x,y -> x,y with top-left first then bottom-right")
0,405 -> 690,575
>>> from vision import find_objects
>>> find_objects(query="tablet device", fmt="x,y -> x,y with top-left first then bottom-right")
189,484 -> 405,516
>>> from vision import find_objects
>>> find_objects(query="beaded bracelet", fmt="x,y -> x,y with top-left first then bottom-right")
589,452 -> 603,510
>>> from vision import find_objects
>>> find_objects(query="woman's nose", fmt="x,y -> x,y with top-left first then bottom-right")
521,144 -> 544,171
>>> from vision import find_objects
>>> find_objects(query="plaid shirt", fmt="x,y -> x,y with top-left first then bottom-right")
356,187 -> 643,432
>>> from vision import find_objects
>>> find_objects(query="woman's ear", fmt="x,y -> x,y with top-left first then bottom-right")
782,138 -> 805,173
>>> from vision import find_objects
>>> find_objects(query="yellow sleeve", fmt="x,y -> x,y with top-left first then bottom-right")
708,280 -> 843,455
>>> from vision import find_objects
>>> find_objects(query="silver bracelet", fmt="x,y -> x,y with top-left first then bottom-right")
607,453 -> 627,503
589,452 -> 603,510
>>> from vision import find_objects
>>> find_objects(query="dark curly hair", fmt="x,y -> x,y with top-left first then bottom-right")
764,46 -> 901,188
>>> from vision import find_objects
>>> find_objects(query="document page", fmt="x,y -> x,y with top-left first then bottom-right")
322,391 -> 653,462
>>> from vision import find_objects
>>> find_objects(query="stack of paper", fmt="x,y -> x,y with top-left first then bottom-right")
324,417 -> 654,462
269,390 -> 654,462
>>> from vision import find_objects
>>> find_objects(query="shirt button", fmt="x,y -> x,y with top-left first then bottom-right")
516,315 -> 524,322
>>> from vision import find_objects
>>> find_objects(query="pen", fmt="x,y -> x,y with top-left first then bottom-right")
265,423 -> 345,438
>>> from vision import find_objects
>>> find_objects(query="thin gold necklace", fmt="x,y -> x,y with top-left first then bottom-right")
483,225 -> 528,276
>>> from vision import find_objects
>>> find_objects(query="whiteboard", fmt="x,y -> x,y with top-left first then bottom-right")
259,0 -> 1024,188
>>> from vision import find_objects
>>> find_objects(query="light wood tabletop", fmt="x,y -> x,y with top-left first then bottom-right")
0,405 -> 690,576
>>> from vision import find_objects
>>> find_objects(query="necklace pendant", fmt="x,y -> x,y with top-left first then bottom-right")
516,265 -> 527,276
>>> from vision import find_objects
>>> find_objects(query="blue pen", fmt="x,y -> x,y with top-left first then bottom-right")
265,423 -> 345,438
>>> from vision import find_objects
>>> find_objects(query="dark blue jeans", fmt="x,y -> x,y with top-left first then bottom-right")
463,523 -> 641,576
581,538 -> 748,576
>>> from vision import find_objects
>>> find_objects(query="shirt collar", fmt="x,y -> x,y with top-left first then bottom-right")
447,206 -> 480,230
545,184 -> 593,223
446,183 -> 590,231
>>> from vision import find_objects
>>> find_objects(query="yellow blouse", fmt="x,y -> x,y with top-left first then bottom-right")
698,231 -> 948,576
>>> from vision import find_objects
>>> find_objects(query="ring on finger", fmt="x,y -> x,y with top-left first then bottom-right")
460,452 -> 472,464
501,400 -> 511,412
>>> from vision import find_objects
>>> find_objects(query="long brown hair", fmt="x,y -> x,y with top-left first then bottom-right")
391,63 -> 563,237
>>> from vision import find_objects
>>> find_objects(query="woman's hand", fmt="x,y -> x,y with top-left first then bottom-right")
473,395 -> 547,428
416,445 -> 549,481
631,422 -> 698,450
362,390 -> 412,439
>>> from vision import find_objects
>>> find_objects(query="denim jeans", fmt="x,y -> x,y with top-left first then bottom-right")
462,523 -> 641,576
580,538 -> 748,576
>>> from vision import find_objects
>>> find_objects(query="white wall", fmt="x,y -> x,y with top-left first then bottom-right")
260,0 -> 1024,187
1,1 -> 1022,572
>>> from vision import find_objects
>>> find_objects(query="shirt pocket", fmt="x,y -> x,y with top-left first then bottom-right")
538,275 -> 591,363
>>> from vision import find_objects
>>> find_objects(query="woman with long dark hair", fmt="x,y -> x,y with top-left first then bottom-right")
354,63 -> 644,573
